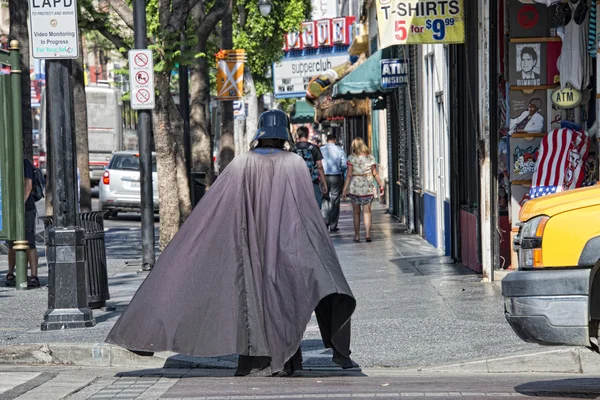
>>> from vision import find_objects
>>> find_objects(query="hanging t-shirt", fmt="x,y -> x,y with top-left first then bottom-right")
557,0 -> 591,90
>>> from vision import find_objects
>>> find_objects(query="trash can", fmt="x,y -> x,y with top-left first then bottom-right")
191,171 -> 207,207
40,211 -> 110,309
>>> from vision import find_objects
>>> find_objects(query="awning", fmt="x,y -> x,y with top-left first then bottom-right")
290,100 -> 314,124
332,47 -> 393,100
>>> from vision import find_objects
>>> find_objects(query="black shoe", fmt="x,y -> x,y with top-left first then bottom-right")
27,276 -> 40,288
5,273 -> 15,287
330,227 -> 339,232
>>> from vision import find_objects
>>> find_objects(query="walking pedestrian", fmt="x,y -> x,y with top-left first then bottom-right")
320,134 -> 347,232
294,126 -> 328,208
106,110 -> 357,377
342,137 -> 384,243
6,158 -> 40,288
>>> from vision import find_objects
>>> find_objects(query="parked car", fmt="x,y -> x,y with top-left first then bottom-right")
99,151 -> 159,219
502,185 -> 600,347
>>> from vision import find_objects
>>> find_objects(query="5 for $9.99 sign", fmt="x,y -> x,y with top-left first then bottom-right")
376,0 -> 465,47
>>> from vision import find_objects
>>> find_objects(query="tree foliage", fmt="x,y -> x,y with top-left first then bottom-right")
233,0 -> 311,95
77,0 -> 229,247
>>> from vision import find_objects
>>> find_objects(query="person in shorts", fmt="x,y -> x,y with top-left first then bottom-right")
6,158 -> 40,288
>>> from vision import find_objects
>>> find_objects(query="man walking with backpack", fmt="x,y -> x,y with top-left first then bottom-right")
320,134 -> 347,232
294,127 -> 328,208
5,157 -> 41,288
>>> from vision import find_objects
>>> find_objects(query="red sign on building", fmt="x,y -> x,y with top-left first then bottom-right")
283,17 -> 356,52
302,21 -> 317,48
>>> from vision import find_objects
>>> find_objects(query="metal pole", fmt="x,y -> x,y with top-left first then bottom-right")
134,0 -> 156,271
41,59 -> 95,330
179,30 -> 192,201
9,41 -> 27,290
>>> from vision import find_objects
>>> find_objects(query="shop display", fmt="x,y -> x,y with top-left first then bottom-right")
509,1 -> 551,38
529,128 -> 591,198
509,42 -> 548,87
510,184 -> 530,229
508,89 -> 547,133
546,41 -> 562,85
546,89 -> 562,131
510,137 -> 542,181
557,0 -> 591,90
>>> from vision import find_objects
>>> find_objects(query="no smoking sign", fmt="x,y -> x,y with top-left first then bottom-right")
128,49 -> 155,110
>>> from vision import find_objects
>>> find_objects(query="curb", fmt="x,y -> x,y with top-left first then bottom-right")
0,343 -> 599,374
0,343 -> 237,370
415,346 -> 600,375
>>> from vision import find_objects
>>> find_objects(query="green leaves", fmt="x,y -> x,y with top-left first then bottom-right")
233,0 -> 311,95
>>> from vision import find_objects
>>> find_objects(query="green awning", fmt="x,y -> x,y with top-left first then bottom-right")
290,100 -> 314,124
332,48 -> 393,100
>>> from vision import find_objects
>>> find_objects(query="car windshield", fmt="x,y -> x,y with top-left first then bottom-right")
110,154 -> 157,172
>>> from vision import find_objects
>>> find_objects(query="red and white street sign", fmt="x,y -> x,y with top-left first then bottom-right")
128,49 -> 155,110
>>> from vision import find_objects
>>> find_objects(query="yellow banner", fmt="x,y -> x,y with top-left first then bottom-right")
375,0 -> 465,47
216,49 -> 246,100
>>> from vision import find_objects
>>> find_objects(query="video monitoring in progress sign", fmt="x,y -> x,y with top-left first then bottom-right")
29,0 -> 79,59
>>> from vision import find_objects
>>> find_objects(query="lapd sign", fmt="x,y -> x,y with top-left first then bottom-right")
28,0 -> 79,59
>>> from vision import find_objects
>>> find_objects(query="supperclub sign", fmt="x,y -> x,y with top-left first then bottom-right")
274,17 -> 354,98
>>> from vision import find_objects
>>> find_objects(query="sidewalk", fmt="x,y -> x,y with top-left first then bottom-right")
0,202 -> 597,373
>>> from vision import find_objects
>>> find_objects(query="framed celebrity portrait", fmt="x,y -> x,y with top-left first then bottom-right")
508,90 -> 547,134
509,42 -> 547,87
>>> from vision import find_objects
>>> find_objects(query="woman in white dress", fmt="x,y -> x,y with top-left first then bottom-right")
342,138 -> 384,242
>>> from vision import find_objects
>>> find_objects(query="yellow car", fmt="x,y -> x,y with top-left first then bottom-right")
502,185 -> 600,346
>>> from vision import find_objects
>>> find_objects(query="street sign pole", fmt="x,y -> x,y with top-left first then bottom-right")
133,0 -> 156,271
28,0 -> 95,329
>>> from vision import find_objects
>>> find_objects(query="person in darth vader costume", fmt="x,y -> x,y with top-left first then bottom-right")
106,110 -> 357,376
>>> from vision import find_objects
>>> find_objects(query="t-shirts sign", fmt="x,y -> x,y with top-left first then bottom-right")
375,0 -> 465,47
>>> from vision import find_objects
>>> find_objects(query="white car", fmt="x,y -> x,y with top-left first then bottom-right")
99,151 -> 159,219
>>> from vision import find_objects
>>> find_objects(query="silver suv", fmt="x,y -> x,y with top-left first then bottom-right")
99,151 -> 159,218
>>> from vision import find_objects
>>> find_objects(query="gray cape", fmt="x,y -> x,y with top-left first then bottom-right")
106,149 -> 356,373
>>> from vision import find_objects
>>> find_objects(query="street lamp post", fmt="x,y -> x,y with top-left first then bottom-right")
41,59 -> 95,330
258,0 -> 273,16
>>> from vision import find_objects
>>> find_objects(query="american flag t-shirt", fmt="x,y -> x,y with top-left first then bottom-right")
529,128 -> 590,199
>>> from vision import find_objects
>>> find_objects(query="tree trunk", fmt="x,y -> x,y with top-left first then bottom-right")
73,40 -> 92,212
8,0 -> 32,161
167,85 -> 191,224
153,72 -> 184,249
234,108 -> 246,155
219,1 -> 235,172
190,4 -> 215,188
244,70 -> 259,150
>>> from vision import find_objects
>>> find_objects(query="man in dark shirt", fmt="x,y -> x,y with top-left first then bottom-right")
6,159 -> 40,288
294,127 -> 327,208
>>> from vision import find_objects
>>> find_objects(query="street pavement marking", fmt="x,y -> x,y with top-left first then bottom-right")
0,372 -> 40,394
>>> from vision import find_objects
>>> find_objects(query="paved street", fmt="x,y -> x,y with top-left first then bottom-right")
1,366 -> 600,399
0,200 -> 598,398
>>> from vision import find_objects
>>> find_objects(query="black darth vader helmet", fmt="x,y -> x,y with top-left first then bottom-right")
251,110 -> 295,148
